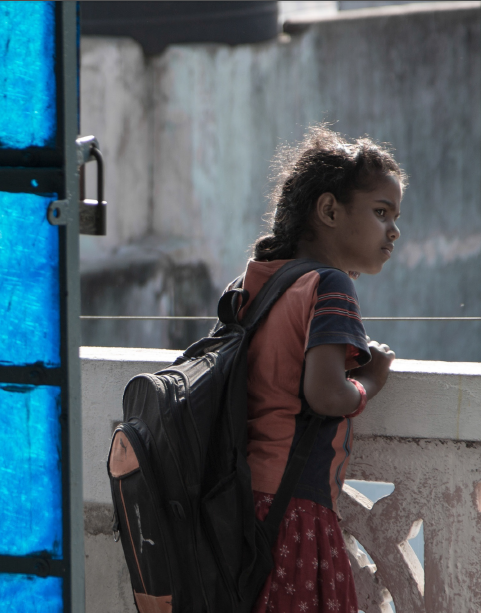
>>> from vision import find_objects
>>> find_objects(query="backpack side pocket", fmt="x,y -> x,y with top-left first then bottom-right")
108,427 -> 172,613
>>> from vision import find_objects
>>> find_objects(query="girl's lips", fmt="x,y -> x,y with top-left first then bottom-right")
381,247 -> 392,258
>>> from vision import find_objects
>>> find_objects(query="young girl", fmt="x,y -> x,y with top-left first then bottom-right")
242,125 -> 406,613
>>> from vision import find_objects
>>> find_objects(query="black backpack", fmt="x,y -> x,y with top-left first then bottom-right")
107,259 -> 327,613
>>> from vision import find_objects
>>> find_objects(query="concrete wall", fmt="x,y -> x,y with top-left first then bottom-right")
80,347 -> 481,612
80,2 -> 481,360
80,37 -> 152,259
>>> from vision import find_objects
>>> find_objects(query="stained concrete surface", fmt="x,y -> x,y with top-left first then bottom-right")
80,2 -> 480,357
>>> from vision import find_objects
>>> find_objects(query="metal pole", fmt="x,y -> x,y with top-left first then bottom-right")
61,2 -> 84,611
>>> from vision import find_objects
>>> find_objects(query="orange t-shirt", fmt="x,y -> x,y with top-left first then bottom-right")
242,260 -> 370,514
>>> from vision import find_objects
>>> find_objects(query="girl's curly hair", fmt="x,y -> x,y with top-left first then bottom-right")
253,124 -> 407,261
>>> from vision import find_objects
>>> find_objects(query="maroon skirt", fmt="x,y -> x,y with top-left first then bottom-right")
252,491 -> 358,613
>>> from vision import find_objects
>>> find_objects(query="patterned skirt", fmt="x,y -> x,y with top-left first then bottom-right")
252,491 -> 358,613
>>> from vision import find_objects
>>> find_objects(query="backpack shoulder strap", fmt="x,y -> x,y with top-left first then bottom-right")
213,273 -> 247,331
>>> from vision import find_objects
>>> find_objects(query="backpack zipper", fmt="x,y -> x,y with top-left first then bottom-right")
116,424 -> 174,600
118,474 -> 149,595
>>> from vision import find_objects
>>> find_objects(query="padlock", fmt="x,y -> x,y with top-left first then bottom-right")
77,135 -> 107,235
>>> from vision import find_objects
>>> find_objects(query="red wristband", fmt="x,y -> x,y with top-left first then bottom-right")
344,379 -> 367,418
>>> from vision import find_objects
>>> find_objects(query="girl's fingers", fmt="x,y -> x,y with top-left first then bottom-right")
368,340 -> 394,354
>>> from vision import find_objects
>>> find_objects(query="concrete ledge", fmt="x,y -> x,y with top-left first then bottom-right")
81,347 -> 481,507
357,358 -> 481,441
80,345 -> 182,364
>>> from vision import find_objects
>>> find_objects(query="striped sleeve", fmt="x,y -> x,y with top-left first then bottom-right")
306,269 -> 371,366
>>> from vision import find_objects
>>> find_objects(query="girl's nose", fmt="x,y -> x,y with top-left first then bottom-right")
389,223 -> 400,241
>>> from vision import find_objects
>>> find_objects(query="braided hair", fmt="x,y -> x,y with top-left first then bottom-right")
253,124 -> 407,261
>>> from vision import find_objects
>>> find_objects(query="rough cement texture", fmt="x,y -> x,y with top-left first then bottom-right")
340,436 -> 481,612
85,531 -> 136,613
80,3 -> 480,360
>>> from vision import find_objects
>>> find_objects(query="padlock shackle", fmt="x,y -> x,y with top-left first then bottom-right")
89,144 -> 104,205
76,136 -> 107,235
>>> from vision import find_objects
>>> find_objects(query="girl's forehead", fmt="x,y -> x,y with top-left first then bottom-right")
349,175 -> 402,212
373,173 -> 402,190
369,174 -> 403,200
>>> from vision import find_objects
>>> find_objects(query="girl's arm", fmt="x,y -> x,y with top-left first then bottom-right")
304,342 -> 395,417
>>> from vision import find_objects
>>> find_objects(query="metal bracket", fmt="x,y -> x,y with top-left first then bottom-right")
47,199 -> 71,226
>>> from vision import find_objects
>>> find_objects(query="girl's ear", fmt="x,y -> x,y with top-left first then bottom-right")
316,193 -> 339,228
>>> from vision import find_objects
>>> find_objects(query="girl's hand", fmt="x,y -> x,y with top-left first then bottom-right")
350,338 -> 395,400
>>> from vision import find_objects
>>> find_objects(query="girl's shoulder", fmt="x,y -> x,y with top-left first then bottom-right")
288,265 -> 359,308
313,267 -> 360,303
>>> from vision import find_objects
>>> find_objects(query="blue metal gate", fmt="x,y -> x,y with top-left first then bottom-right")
0,2 -> 84,611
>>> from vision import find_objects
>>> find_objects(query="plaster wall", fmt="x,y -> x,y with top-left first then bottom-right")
80,2 -> 481,360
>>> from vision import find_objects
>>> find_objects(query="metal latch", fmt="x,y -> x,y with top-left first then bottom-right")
77,135 -> 107,235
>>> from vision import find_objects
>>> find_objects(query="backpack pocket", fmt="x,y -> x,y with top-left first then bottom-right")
108,425 -> 172,613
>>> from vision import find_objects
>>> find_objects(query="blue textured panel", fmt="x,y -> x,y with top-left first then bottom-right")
0,1 -> 56,149
0,192 -> 60,367
0,573 -> 62,613
0,385 -> 62,557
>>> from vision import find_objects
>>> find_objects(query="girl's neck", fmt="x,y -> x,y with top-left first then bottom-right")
295,240 -> 346,273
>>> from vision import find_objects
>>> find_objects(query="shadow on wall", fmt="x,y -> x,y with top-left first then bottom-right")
80,1 -> 279,55
81,254 -> 216,350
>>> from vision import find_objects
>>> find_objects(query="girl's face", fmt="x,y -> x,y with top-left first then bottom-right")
335,174 -> 402,275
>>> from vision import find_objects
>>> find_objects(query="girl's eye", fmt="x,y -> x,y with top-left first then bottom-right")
375,209 -> 386,217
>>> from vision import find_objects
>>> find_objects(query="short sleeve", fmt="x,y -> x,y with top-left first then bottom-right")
306,269 -> 371,367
